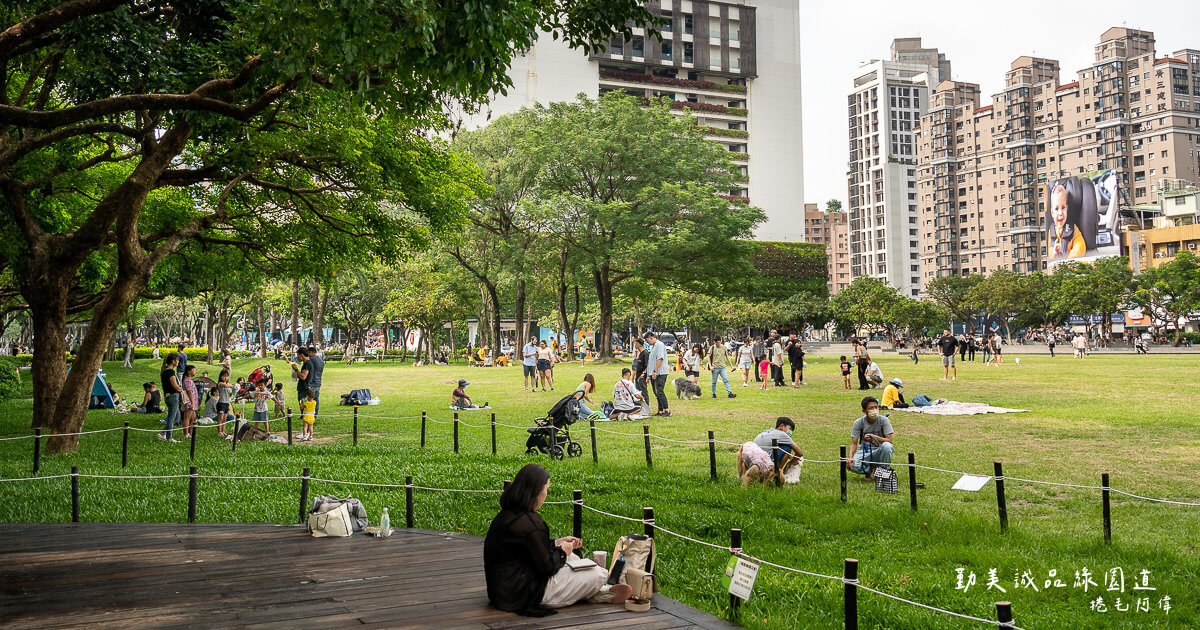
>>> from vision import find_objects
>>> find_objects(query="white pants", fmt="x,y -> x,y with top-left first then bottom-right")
541,564 -> 607,608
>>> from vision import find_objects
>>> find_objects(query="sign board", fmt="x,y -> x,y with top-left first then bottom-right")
723,556 -> 760,601
951,474 -> 992,492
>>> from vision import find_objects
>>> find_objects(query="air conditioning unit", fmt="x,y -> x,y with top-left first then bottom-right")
1189,242 -> 1197,250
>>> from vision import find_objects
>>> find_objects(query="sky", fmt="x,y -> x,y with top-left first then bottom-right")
797,0 -> 1200,207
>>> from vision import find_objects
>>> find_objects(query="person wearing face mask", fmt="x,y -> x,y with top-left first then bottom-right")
740,417 -> 804,485
847,396 -> 894,479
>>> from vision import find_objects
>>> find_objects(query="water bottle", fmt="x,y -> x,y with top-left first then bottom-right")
380,508 -> 391,537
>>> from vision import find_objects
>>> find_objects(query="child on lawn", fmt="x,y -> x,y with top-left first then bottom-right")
251,380 -> 271,432
299,389 -> 316,441
271,382 -> 287,418
758,357 -> 770,391
840,356 -> 852,389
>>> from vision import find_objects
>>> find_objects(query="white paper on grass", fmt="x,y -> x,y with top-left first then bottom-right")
951,474 -> 993,492
728,557 -> 760,601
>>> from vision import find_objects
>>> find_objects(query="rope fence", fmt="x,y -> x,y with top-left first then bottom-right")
8,408 -> 1199,545
0,467 -> 1023,629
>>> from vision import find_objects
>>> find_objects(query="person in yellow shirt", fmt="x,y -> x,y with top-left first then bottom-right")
299,389 -> 317,441
881,378 -> 909,409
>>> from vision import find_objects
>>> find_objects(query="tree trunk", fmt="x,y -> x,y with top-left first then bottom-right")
318,286 -> 330,348
205,303 -> 216,364
594,269 -> 614,360
632,296 -> 643,341
514,279 -> 526,357
400,324 -> 409,362
311,281 -> 322,346
570,286 -> 581,356
485,283 -> 501,361
556,278 -> 571,360
256,299 -> 267,358
290,278 -> 300,347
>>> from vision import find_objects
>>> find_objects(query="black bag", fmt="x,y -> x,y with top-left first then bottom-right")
340,388 -> 372,406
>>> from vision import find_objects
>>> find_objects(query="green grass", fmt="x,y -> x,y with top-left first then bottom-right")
1,352 -> 1197,629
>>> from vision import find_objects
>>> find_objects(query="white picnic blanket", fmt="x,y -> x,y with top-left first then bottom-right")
894,400 -> 1028,416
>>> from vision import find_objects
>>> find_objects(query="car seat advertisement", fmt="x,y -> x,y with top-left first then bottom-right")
1044,169 -> 1120,268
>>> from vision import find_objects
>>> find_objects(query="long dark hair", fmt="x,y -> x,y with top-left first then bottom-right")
163,352 -> 178,369
500,464 -> 550,512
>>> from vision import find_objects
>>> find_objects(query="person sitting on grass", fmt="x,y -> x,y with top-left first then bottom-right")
452,379 -> 484,410
572,374 -> 603,420
299,389 -> 316,442
881,378 -> 909,409
847,396 -> 894,480
133,382 -> 162,414
484,463 -> 632,617
739,417 -> 804,486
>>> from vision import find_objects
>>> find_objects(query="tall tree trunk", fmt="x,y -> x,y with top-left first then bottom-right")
311,281 -> 322,346
256,299 -> 267,359
514,279 -> 526,358
632,296 -> 643,341
400,324 -> 409,362
290,278 -> 299,347
206,303 -> 216,364
594,269 -> 614,360
318,286 -> 330,348
570,286 -> 581,356
557,278 -> 571,361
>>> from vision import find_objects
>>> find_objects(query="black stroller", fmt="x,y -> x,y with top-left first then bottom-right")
525,394 -> 584,460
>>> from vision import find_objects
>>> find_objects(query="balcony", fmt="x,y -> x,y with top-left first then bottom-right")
599,69 -> 747,94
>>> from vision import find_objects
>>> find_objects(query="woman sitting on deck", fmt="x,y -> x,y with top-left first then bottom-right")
483,464 -> 631,616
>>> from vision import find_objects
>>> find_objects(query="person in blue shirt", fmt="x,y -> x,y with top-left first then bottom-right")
522,339 -> 539,392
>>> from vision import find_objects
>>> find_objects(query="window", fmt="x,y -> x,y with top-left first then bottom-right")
684,14 -> 693,34
683,42 -> 693,64
661,42 -> 672,61
632,36 -> 644,57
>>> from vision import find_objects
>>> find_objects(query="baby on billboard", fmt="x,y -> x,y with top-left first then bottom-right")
1045,170 -> 1120,262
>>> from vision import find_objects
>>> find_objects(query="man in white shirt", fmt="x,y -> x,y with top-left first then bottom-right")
644,331 -> 671,417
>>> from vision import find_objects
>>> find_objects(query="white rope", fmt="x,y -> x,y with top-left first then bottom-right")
0,474 -> 73,482
1110,488 -> 1200,506
1005,476 -> 1103,491
579,503 -> 650,524
76,473 -> 192,480
592,426 -> 644,437
198,475 -> 301,481
854,582 -> 1025,629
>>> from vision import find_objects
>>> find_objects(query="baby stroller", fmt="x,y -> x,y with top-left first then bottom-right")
525,394 -> 584,460
247,365 -> 272,387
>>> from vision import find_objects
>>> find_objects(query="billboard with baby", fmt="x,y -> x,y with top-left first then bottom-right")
1044,169 -> 1121,269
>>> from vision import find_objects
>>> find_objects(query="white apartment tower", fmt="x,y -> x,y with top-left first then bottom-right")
464,1 -> 806,241
846,38 -> 949,296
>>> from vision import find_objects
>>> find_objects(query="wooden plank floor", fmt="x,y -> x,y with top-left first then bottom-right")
0,523 -> 738,629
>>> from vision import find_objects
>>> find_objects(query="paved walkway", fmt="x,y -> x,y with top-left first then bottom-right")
0,523 -> 739,629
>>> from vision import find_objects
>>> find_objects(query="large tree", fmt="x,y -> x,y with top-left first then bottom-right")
1,0 -> 654,451
925,274 -> 984,334
1131,251 -> 1200,346
527,93 -> 765,359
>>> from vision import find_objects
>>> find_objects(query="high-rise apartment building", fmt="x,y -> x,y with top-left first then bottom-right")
847,38 -> 950,297
916,28 -> 1200,281
803,203 -> 850,294
464,1 -> 806,241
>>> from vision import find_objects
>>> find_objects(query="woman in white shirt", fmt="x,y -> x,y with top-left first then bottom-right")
535,341 -> 555,392
736,338 -> 755,387
682,344 -> 701,383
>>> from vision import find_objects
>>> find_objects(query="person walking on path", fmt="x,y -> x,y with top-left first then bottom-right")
644,331 -> 670,417
937,329 -> 957,381
707,335 -> 736,399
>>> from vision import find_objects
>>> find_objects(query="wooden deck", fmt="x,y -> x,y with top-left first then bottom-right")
0,523 -> 738,629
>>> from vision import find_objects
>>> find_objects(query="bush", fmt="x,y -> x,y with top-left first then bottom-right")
704,126 -> 749,139
114,346 -> 256,361
0,356 -> 24,400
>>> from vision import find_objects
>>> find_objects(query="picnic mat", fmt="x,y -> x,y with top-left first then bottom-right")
893,401 -> 1029,416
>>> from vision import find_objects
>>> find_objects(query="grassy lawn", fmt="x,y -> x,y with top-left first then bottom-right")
1,351 -> 1197,629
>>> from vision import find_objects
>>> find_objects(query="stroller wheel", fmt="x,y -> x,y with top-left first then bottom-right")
525,447 -> 540,457
567,442 -> 583,458
548,444 -> 565,460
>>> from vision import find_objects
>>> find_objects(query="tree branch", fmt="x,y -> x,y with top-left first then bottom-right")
0,0 -> 125,62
